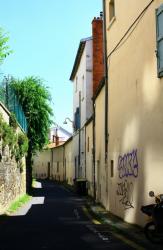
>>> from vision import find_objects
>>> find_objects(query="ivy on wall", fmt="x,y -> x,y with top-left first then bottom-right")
0,113 -> 28,172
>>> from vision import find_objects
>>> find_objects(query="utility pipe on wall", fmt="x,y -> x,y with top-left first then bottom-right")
103,0 -> 109,163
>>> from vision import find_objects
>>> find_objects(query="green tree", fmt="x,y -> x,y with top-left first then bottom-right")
0,28 -> 12,64
10,76 -> 53,192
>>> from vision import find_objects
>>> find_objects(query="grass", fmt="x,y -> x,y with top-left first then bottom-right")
7,194 -> 32,214
32,178 -> 37,187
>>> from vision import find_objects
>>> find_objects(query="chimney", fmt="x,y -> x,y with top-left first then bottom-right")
92,15 -> 104,96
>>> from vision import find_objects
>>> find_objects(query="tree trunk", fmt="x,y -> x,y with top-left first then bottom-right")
26,146 -> 33,194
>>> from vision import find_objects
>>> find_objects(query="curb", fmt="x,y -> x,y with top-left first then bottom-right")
85,202 -> 162,250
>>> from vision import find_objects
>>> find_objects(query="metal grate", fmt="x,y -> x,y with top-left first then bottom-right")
0,76 -> 27,132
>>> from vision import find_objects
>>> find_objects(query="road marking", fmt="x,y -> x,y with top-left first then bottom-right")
83,206 -> 146,250
82,206 -> 101,224
86,224 -> 111,242
73,208 -> 80,220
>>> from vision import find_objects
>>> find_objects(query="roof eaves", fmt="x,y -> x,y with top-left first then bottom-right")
69,37 -> 92,81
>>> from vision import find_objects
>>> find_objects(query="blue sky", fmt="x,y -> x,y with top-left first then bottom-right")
0,0 -> 102,132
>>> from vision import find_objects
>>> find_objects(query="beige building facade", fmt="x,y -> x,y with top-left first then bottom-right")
51,145 -> 64,182
104,0 -> 163,225
94,83 -> 107,206
33,149 -> 51,179
64,137 -> 73,185
33,137 -> 73,184
85,118 -> 93,196
51,138 -> 73,183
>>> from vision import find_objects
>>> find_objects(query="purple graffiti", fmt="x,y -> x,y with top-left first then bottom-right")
118,149 -> 138,179
116,180 -> 134,209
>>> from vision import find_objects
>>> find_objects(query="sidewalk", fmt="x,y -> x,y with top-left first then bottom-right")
85,199 -> 163,250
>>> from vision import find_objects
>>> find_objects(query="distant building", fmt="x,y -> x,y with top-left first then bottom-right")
70,16 -> 104,182
33,124 -> 72,179
48,125 -> 72,148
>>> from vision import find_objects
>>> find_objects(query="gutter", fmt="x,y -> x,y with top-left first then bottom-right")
103,0 -> 109,162
93,101 -> 96,201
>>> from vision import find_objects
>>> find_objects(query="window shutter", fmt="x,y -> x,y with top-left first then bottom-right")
76,107 -> 80,129
74,107 -> 80,130
156,4 -> 163,77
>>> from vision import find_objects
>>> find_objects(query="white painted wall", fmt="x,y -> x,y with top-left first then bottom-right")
72,38 -> 93,179
86,40 -> 93,121
73,39 -> 93,127
49,126 -> 71,143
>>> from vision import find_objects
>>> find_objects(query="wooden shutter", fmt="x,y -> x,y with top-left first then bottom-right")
156,4 -> 163,77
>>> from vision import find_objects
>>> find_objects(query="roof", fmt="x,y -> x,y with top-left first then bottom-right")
50,125 -> 72,137
85,115 -> 93,127
48,136 -> 73,149
69,37 -> 92,81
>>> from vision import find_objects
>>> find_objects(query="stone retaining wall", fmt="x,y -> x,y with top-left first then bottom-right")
0,102 -> 26,214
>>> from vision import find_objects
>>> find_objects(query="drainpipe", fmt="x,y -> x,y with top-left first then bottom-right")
93,101 -> 96,201
102,0 -> 109,163
85,126 -> 87,179
51,148 -> 53,179
78,91 -> 81,178
63,144 -> 65,181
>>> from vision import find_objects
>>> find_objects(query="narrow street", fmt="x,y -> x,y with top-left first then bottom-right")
0,180 -> 134,250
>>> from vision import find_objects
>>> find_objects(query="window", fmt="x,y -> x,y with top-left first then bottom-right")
111,160 -> 114,177
82,75 -> 85,100
109,0 -> 115,22
74,107 -> 80,130
57,162 -> 59,173
156,4 -> 163,77
75,77 -> 78,92
87,137 -> 89,152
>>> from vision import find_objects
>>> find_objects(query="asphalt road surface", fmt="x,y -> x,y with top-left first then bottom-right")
0,180 -> 134,250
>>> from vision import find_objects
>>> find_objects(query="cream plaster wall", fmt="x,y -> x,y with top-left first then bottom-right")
33,149 -> 51,179
95,87 -> 106,206
85,120 -> 93,196
64,139 -> 73,185
51,146 -> 64,181
72,132 -> 79,178
105,0 -> 163,226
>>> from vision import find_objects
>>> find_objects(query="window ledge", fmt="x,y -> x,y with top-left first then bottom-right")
107,16 -> 116,31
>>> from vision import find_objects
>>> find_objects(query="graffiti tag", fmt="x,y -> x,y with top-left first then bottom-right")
118,149 -> 138,179
116,180 -> 134,209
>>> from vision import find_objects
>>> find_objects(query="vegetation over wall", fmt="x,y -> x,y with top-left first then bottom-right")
0,112 -> 28,171
10,76 -> 53,192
